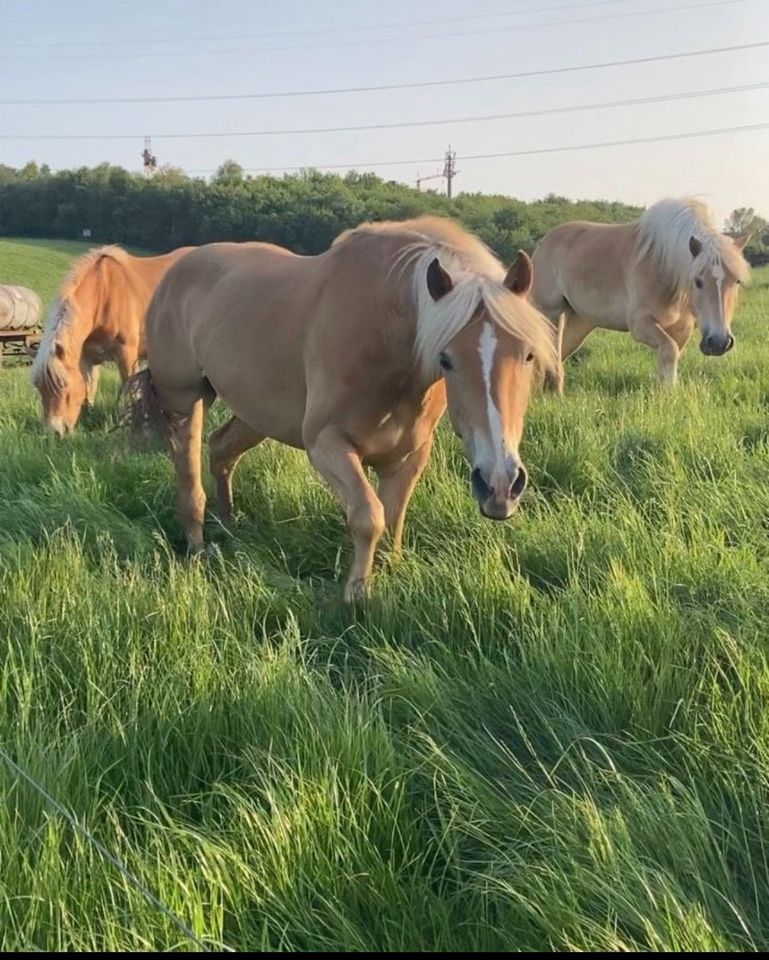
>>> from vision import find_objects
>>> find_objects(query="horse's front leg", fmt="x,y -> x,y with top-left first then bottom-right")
80,359 -> 101,407
116,342 -> 140,384
375,439 -> 434,558
629,313 -> 680,386
307,428 -> 385,603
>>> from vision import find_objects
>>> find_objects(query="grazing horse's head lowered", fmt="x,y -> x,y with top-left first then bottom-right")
31,299 -> 90,436
414,246 -> 555,521
31,244 -> 192,436
31,248 -> 136,436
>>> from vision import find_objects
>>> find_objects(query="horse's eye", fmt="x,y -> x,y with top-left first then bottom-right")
525,351 -> 535,363
439,353 -> 453,371
694,278 -> 703,289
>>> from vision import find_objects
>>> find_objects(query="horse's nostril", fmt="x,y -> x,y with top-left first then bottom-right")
510,465 -> 528,499
471,468 -> 492,502
726,335 -> 735,352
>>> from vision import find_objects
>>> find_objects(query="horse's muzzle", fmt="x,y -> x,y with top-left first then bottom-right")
471,465 -> 528,521
700,333 -> 734,356
46,418 -> 73,438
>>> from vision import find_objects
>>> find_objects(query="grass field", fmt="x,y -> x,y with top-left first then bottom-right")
1,236 -> 769,950
0,237 -> 95,307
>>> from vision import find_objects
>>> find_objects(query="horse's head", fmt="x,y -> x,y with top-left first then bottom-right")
31,300 -> 91,436
32,249 -> 128,436
426,251 -> 547,521
689,233 -> 750,357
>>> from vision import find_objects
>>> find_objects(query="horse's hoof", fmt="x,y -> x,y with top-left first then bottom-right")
344,578 -> 371,605
204,542 -> 223,561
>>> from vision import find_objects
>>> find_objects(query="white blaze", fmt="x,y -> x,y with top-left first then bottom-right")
477,322 -> 513,491
711,260 -> 726,327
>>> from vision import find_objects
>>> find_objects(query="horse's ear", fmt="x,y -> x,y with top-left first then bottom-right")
504,250 -> 533,297
426,257 -> 454,302
689,236 -> 703,259
733,233 -> 752,252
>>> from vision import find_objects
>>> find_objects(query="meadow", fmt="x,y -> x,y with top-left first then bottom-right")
1,237 -> 769,950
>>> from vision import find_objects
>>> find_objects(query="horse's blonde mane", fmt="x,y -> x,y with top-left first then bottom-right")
31,245 -> 134,393
335,216 -> 557,380
634,197 -> 750,297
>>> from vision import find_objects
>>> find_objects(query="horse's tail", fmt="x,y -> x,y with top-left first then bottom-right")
120,368 -> 169,442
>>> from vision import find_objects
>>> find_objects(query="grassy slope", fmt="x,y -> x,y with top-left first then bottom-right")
1,237 -> 769,950
0,237 -> 152,309
0,238 -> 94,307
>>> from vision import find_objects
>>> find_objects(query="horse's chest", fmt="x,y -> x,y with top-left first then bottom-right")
359,391 -> 445,465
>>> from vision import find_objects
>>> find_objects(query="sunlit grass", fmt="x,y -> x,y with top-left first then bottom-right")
0,248 -> 768,949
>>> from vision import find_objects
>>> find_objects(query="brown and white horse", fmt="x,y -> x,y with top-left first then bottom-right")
128,216 -> 557,602
31,244 -> 192,435
531,197 -> 750,390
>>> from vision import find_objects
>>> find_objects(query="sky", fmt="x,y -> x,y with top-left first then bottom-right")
1,0 -> 768,224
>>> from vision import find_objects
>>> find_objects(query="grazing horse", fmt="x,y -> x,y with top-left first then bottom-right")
531,197 -> 750,391
128,216 -> 557,602
31,244 -> 193,435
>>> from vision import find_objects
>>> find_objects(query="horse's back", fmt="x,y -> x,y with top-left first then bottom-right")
145,241 -> 313,440
147,242 -> 297,332
533,220 -> 637,319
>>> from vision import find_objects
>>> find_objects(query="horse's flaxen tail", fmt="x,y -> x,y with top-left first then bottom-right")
120,368 -> 169,443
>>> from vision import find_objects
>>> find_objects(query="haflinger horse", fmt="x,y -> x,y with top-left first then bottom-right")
31,244 -> 193,435
531,197 -> 751,391
128,215 -> 557,602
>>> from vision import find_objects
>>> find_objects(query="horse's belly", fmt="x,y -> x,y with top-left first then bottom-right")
217,386 -> 307,449
567,291 -> 629,331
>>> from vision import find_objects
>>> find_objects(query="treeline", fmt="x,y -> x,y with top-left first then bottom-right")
0,160 -> 766,265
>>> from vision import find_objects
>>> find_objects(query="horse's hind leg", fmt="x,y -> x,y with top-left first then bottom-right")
167,398 -> 207,553
543,311 -> 594,394
209,415 -> 264,524
542,312 -> 566,394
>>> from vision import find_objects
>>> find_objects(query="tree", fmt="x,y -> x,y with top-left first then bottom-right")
153,165 -> 191,187
724,207 -> 761,237
213,160 -> 245,186
19,161 -> 40,180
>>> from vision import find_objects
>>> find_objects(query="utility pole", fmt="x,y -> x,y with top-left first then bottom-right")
142,137 -> 157,178
444,146 -> 457,199
415,146 -> 458,198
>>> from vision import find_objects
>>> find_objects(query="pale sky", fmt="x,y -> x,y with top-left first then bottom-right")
1,0 -> 768,224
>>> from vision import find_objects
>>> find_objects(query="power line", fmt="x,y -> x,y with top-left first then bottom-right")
185,120 -> 769,174
0,1 -> 645,48
1,38 -> 766,107
2,80 -> 766,141
1,0 -> 752,60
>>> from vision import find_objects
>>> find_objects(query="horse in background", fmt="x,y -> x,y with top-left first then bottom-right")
31,244 -> 193,435
531,197 -> 751,391
127,216 -> 557,602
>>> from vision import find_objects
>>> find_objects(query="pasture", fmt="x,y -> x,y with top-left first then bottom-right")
1,236 -> 769,950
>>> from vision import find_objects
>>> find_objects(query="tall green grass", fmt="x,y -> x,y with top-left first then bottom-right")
0,245 -> 768,950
